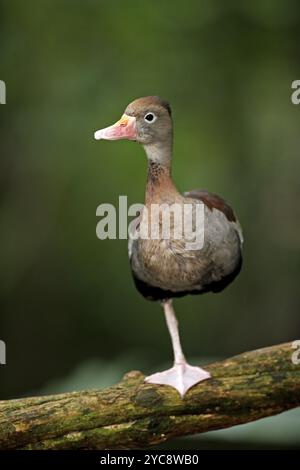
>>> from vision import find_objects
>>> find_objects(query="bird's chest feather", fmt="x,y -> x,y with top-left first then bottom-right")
129,201 -> 208,289
129,201 -> 241,292
131,238 -> 187,288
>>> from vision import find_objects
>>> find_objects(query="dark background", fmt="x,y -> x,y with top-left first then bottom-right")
0,0 -> 300,449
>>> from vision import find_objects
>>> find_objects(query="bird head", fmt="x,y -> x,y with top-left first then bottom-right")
94,96 -> 172,146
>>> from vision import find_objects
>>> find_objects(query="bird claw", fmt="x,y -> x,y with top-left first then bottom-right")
145,362 -> 211,397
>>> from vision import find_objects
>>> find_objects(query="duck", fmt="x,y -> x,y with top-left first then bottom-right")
94,96 -> 243,397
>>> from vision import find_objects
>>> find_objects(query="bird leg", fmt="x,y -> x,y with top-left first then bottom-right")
145,299 -> 211,397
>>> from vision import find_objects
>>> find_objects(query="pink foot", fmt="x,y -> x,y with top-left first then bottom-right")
145,363 -> 211,397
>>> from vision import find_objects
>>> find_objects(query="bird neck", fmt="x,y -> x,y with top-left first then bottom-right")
144,141 -> 177,204
143,140 -> 172,169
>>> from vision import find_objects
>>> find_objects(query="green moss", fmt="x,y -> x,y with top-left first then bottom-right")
1,342 -> 299,449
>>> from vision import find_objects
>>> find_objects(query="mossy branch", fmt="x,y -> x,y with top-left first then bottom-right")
0,342 -> 299,450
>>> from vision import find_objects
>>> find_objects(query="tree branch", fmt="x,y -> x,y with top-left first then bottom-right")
0,342 -> 299,449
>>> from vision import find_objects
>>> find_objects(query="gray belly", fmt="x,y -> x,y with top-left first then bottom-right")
129,207 -> 243,293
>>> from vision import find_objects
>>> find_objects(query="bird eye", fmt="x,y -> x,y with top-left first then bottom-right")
144,112 -> 157,123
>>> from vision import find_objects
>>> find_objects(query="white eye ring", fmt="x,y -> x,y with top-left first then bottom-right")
144,112 -> 157,123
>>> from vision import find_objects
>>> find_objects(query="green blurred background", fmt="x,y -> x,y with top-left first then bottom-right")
0,0 -> 300,449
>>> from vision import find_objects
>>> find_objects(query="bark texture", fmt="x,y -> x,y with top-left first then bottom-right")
0,342 -> 299,449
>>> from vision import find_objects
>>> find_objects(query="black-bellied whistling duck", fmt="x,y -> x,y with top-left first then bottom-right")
94,96 -> 243,397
